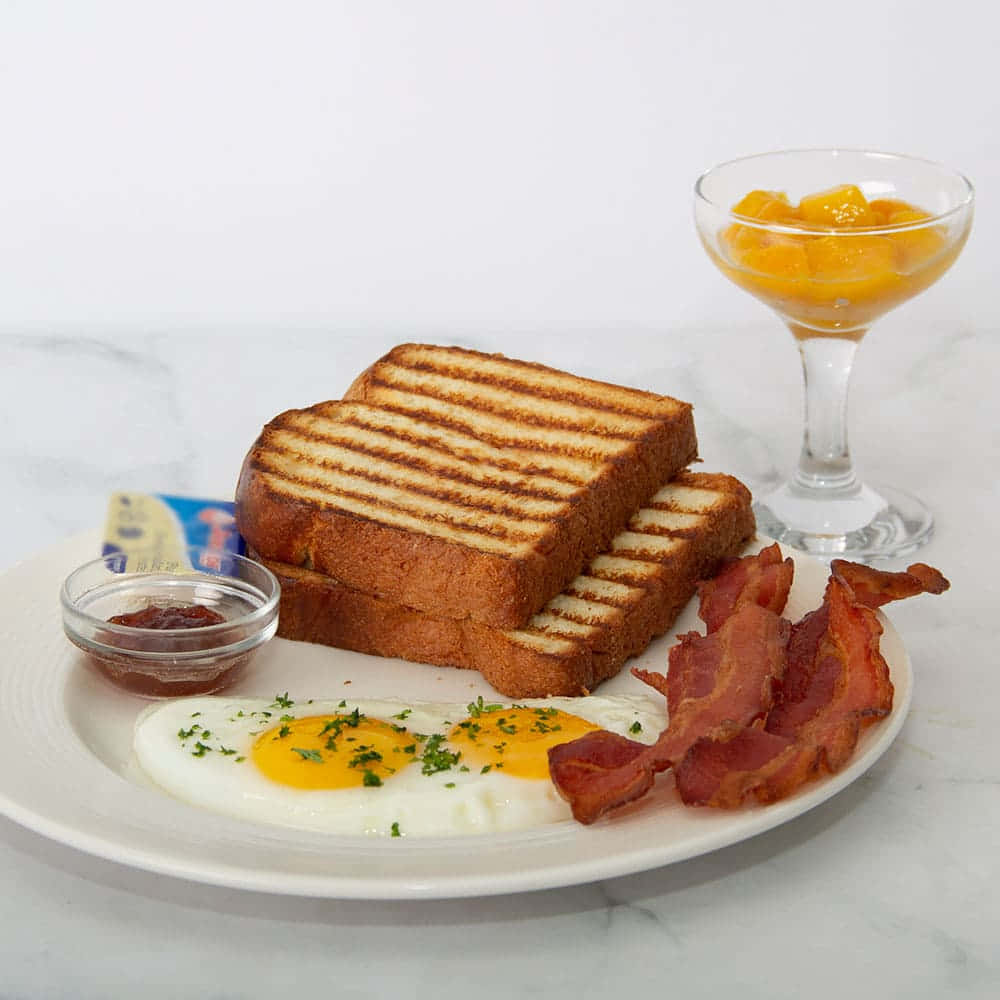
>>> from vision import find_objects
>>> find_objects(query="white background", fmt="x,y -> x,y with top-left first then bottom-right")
1,0 -> 995,339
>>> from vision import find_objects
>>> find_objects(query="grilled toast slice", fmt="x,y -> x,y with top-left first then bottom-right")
236,344 -> 698,629
261,472 -> 755,697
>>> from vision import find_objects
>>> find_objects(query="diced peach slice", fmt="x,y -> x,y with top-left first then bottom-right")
723,223 -> 771,258
888,208 -> 933,225
869,198 -> 914,225
805,235 -> 896,280
888,210 -> 945,269
731,189 -> 795,222
741,239 -> 810,279
798,184 -> 877,228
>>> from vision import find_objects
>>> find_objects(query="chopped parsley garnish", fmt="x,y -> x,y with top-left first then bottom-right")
191,742 -> 212,757
362,770 -> 382,787
480,764 -> 492,774
319,709 -> 363,742
218,745 -> 238,756
467,696 -> 502,718
277,725 -> 291,739
177,724 -> 200,740
393,708 -> 412,721
292,747 -> 324,762
629,721 -> 643,734
419,733 -> 461,775
530,717 -> 561,734
390,821 -> 401,837
272,692 -> 294,709
349,747 -> 383,769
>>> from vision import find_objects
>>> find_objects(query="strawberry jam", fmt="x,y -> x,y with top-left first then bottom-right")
107,604 -> 226,629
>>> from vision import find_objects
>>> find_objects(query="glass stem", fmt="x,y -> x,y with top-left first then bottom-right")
793,334 -> 862,495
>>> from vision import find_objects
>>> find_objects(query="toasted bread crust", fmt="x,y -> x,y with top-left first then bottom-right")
260,472 -> 755,697
236,345 -> 697,629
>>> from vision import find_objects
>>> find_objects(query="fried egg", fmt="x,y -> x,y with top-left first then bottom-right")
132,693 -> 666,837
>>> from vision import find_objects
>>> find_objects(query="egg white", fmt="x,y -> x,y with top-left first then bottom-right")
132,694 -> 666,837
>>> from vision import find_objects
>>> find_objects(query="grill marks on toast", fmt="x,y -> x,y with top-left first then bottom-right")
253,401 -> 584,553
264,470 -> 754,696
303,405 -> 581,499
356,383 -> 651,462
503,479 -> 739,654
348,344 -> 691,464
255,472 -> 538,555
252,344 -> 694,559
369,363 -> 659,437
388,344 -> 687,420
263,425 -> 565,524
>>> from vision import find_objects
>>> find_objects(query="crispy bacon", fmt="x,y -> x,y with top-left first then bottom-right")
678,574 -> 895,807
548,547 -> 949,822
830,560 -> 949,609
632,584 -> 789,718
696,542 -> 794,633
650,603 -> 789,762
674,723 -> 797,806
552,603 -> 788,823
766,575 -> 893,742
547,731 -> 667,825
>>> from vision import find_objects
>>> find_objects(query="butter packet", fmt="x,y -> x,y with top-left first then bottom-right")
102,492 -> 244,572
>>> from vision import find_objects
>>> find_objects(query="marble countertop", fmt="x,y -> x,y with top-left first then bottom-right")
1,324 -> 997,997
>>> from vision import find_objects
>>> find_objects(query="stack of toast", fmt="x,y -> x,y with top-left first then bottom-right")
235,343 -> 755,697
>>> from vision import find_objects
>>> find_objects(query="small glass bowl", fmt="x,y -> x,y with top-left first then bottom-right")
61,547 -> 280,698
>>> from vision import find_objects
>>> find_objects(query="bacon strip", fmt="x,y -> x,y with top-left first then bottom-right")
651,603 -> 789,762
767,574 -> 893,741
696,542 -> 794,633
830,560 -> 949,609
677,574 -> 894,807
546,731 -> 667,825
673,724 -> 798,807
550,603 -> 788,823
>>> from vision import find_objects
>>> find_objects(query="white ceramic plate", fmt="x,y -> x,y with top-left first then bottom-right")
0,531 -> 911,900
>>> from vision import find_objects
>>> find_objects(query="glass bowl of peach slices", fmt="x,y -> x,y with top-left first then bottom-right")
695,149 -> 973,560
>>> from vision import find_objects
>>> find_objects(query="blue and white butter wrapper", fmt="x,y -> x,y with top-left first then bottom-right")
102,493 -> 244,572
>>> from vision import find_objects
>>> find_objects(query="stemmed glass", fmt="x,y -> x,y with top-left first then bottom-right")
694,149 -> 973,560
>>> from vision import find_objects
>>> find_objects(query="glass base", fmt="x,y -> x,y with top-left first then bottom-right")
753,481 -> 933,562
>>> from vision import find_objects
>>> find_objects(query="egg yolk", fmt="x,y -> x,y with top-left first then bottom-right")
448,706 -> 599,780
251,713 -> 417,790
